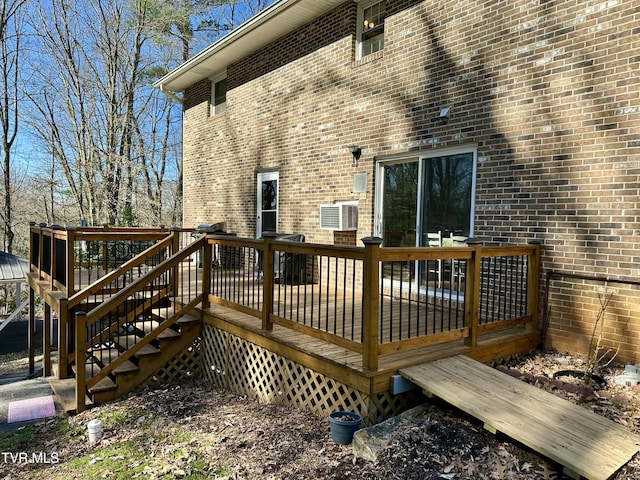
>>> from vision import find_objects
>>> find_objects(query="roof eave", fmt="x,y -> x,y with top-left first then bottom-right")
153,0 -> 346,94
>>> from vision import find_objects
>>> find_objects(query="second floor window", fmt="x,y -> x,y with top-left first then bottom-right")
358,0 -> 386,59
212,77 -> 227,115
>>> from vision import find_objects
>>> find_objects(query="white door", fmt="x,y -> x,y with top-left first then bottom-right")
256,171 -> 279,238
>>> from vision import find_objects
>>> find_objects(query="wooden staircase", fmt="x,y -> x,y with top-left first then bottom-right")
25,229 -> 208,413
50,308 -> 201,413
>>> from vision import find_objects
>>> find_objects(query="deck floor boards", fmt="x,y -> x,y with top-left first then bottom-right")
202,302 -> 538,385
400,355 -> 640,480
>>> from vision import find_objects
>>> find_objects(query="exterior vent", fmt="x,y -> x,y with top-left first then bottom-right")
319,204 -> 358,231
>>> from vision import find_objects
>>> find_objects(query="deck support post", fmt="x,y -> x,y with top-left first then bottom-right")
527,241 -> 541,333
28,287 -> 35,375
75,311 -> 86,413
43,303 -> 52,377
58,297 -> 69,379
262,232 -> 277,331
464,239 -> 482,347
362,237 -> 382,371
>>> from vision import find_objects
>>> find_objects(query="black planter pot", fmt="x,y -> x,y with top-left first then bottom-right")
328,411 -> 362,444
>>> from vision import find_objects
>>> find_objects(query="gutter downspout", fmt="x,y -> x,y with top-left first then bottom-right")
159,85 -> 184,104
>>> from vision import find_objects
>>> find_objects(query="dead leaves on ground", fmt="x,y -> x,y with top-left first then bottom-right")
2,351 -> 640,479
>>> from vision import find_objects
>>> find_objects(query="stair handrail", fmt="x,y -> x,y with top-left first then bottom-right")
68,234 -> 174,309
81,296 -> 201,395
63,234 -> 175,377
83,236 -> 204,327
83,285 -> 170,349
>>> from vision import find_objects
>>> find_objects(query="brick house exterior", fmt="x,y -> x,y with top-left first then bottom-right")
156,0 -> 640,363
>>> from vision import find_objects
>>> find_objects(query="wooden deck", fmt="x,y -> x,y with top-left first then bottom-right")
400,355 -> 640,480
28,226 -> 542,419
201,302 -> 539,396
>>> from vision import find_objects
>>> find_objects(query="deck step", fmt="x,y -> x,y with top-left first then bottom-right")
71,363 -> 117,393
150,308 -> 201,325
49,378 -> 93,413
176,313 -> 200,324
78,286 -> 169,309
113,335 -> 160,356
133,286 -> 169,300
400,355 -> 640,480
90,348 -> 139,374
131,320 -> 181,340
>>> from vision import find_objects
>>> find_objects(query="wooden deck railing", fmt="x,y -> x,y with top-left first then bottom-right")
73,237 -> 205,411
29,224 -> 539,407
28,222 -> 197,296
28,224 -> 198,384
205,233 -> 540,371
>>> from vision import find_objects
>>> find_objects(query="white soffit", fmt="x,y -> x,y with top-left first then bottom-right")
155,0 -> 347,93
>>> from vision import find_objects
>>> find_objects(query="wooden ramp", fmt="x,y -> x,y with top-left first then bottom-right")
400,355 -> 640,480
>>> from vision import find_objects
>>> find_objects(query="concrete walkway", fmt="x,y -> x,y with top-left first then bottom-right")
0,366 -> 57,433
0,315 -> 61,433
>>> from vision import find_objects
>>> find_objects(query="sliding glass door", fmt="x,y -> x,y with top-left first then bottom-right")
419,152 -> 475,245
376,150 -> 476,285
379,161 -> 418,247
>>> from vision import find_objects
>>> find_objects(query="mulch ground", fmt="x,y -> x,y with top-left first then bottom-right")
1,350 -> 639,479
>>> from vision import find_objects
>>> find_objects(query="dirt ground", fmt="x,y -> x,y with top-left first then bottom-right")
1,350 -> 639,479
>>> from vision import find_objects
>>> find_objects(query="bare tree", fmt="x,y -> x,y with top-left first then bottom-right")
26,0 -> 154,226
143,0 -> 276,227
0,0 -> 27,252
20,0 -> 274,234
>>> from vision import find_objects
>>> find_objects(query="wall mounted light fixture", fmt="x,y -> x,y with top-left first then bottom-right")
349,145 -> 362,166
439,107 -> 451,119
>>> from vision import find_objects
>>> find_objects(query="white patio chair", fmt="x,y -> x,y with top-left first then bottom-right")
450,234 -> 468,287
426,231 -> 442,287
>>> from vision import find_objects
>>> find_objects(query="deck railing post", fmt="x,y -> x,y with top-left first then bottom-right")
38,223 -> 46,279
75,311 -> 86,413
464,238 -> 483,347
66,226 -> 76,297
50,225 -> 58,290
50,224 -> 63,290
29,221 -> 37,276
169,227 -> 181,296
201,236 -> 212,309
262,232 -> 277,331
527,241 -> 541,333
101,224 -> 109,271
361,237 -> 382,371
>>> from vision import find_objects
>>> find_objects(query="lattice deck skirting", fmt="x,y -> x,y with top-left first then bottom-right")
199,324 -> 423,426
142,338 -> 202,387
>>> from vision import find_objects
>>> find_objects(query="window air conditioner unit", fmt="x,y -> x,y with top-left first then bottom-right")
319,204 -> 358,231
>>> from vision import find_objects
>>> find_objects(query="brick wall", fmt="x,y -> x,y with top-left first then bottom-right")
546,275 -> 640,365
182,0 -> 640,362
